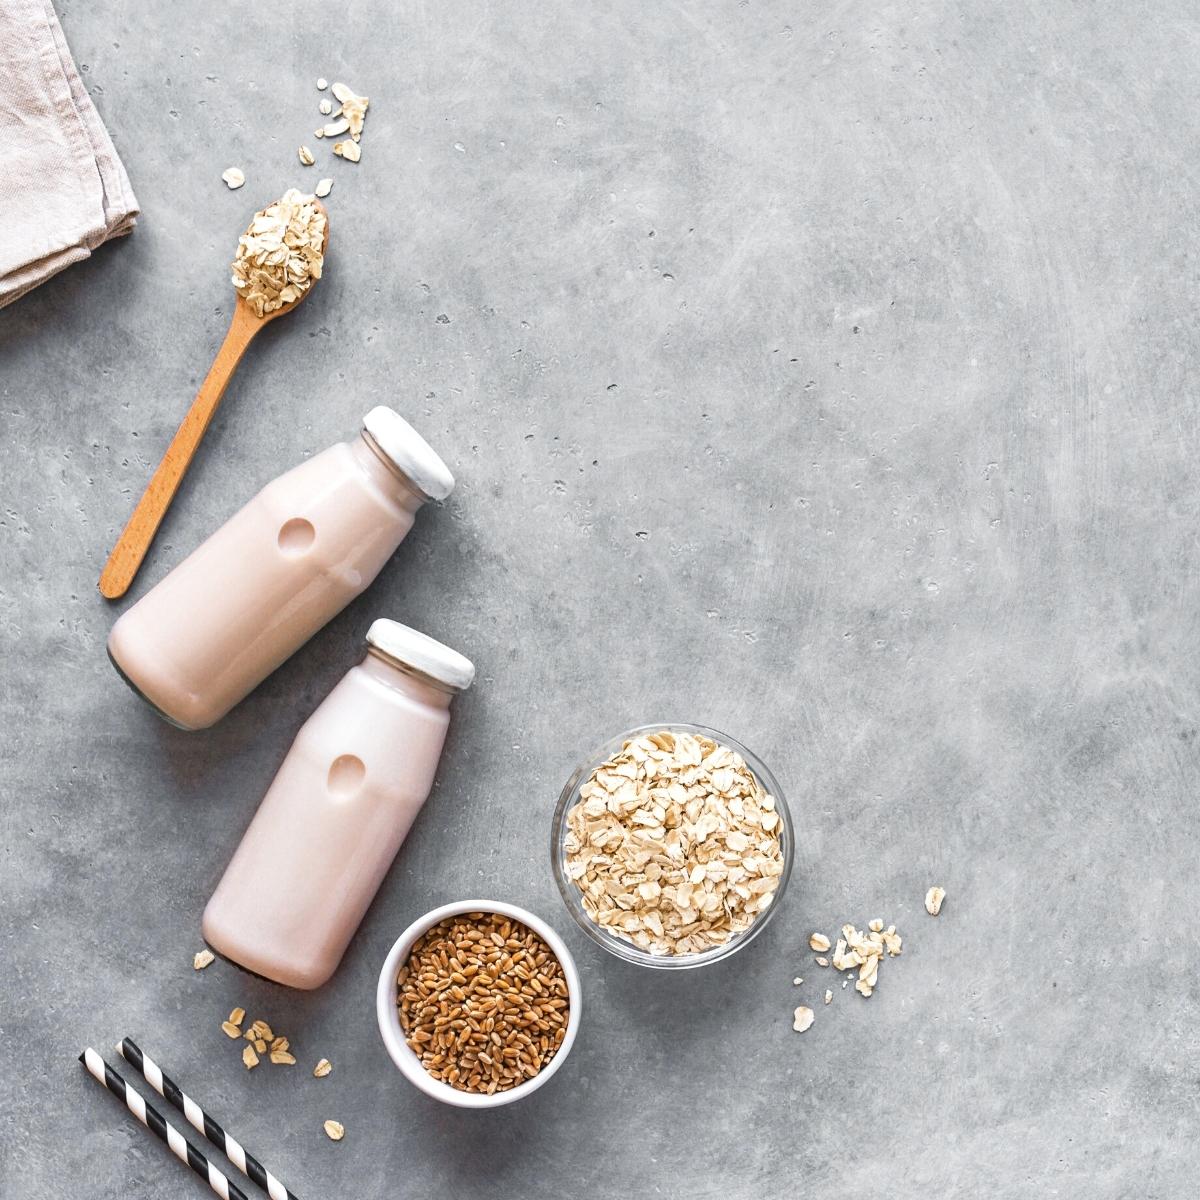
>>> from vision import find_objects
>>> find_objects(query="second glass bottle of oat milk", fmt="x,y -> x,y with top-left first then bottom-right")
202,620 -> 474,989
107,408 -> 454,730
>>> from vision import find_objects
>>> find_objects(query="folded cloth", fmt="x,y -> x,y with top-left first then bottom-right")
0,0 -> 139,309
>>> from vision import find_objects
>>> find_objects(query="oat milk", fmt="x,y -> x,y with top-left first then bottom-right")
107,409 -> 454,729
202,621 -> 474,989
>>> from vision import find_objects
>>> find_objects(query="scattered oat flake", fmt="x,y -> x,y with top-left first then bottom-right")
319,98 -> 333,115
791,916 -> 906,1030
317,77 -> 328,90
315,178 -> 333,198
193,949 -> 215,970
270,1051 -> 297,1065
242,1046 -> 259,1070
298,146 -> 315,166
809,932 -> 831,953
925,886 -> 946,916
327,82 -> 370,141
228,1007 -> 246,1025
836,919 -> 901,997
322,118 -> 350,137
221,167 -> 245,190
314,1058 -> 332,1078
221,1021 -> 242,1039
323,1119 -> 345,1141
333,140 -> 361,163
792,1006 -> 815,1033
792,977 -> 803,986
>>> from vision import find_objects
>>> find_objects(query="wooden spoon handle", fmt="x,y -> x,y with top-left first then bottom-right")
99,306 -> 260,600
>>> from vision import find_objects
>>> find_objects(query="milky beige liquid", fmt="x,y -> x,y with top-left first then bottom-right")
202,650 -> 455,989
107,434 -> 425,729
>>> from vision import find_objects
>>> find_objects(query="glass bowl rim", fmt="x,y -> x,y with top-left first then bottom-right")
550,721 -> 794,970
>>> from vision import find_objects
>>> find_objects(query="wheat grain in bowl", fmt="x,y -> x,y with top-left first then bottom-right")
397,911 -> 569,1096
376,900 -> 581,1109
553,725 -> 793,967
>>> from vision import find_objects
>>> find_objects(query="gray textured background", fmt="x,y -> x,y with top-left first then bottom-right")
3,2 -> 1199,1197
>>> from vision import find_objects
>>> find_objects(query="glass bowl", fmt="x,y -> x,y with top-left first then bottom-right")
551,723 -> 794,970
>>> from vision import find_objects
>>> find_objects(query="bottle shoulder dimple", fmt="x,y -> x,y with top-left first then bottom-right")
260,443 -> 414,535
293,672 -> 450,762
260,442 -> 357,506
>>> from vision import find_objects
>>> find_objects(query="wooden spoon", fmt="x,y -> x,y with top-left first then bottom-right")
98,199 -> 329,601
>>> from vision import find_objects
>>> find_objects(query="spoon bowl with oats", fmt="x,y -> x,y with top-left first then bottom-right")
98,189 -> 329,600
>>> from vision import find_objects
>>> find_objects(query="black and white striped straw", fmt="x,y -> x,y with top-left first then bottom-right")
79,1047 -> 249,1200
117,1038 -> 297,1200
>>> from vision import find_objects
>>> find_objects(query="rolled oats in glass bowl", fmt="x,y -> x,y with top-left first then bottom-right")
551,724 -> 794,969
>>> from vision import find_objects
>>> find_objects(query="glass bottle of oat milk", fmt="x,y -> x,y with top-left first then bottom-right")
107,409 -> 454,730
202,620 -> 474,989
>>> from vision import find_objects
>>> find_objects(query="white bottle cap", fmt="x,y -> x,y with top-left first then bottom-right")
366,620 -> 476,691
361,407 -> 455,501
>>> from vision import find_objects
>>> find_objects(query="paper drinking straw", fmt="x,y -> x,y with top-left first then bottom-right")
117,1038 -> 297,1200
79,1048 -> 249,1200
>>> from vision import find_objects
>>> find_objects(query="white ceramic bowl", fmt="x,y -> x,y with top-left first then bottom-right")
375,899 -> 582,1109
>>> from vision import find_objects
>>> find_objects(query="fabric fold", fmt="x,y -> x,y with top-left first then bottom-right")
0,0 -> 139,309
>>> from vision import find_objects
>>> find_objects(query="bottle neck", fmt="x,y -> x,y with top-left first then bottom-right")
360,647 -> 456,708
350,433 -> 428,513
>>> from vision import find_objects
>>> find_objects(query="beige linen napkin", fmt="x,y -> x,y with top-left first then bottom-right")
0,0 -> 139,309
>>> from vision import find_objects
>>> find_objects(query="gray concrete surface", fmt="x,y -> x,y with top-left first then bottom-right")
3,2 -> 1199,1197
